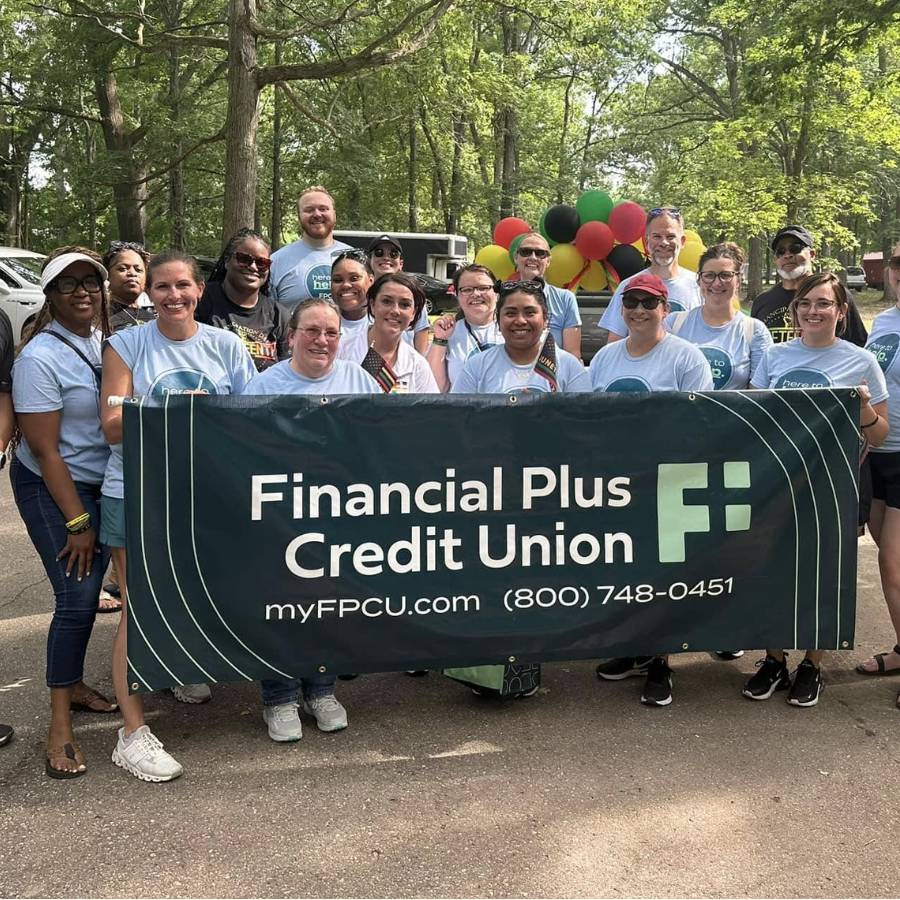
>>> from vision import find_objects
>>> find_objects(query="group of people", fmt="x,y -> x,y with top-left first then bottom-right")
1,186 -> 899,785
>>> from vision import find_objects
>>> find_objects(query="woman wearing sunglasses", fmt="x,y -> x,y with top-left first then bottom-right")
196,228 -> 291,372
745,272 -> 888,707
590,272 -> 712,707
427,264 -> 503,392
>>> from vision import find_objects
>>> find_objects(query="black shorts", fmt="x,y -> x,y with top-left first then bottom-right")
869,450 -> 900,510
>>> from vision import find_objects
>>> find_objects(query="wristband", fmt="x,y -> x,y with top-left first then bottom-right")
861,413 -> 880,429
65,513 -> 91,535
431,338 -> 449,347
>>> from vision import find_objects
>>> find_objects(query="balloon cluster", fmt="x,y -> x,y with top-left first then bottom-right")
474,191 -> 706,292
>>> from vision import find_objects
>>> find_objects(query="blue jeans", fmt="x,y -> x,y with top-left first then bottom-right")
260,674 -> 336,706
11,458 -> 109,688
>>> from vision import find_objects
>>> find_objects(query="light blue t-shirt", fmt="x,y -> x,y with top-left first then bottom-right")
244,358 -> 381,396
589,332 -> 714,393
600,268 -> 701,337
13,322 -> 109,485
665,308 -> 773,390
866,306 -> 900,453
270,238 -> 352,306
751,338 -> 889,404
102,321 -> 256,499
451,343 -> 590,394
544,284 -> 582,346
443,319 -> 504,387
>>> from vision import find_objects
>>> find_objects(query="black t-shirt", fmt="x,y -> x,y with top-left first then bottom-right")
195,281 -> 291,372
0,308 -> 12,393
109,301 -> 158,333
751,283 -> 868,347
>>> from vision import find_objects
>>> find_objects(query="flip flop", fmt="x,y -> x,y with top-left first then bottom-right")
45,742 -> 86,779
855,644 -> 900,676
97,590 -> 123,614
70,686 -> 119,714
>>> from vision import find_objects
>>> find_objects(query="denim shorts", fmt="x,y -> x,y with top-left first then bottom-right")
99,495 -> 126,548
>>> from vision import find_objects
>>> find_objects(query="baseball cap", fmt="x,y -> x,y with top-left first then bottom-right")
40,252 -> 108,292
771,226 -> 813,251
366,234 -> 403,255
623,271 -> 668,299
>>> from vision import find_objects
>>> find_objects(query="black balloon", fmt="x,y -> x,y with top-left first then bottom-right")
606,244 -> 645,282
542,204 -> 581,244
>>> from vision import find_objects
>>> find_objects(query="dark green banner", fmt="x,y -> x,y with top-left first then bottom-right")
123,390 -> 860,693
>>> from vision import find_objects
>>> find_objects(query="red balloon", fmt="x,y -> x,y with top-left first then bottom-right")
493,217 -> 532,250
573,221 -> 615,261
608,201 -> 647,245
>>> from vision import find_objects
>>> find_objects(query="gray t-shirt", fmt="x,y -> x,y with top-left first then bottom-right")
102,321 -> 256,498
269,238 -> 351,305
244,358 -> 381,396
544,284 -> 582,346
867,306 -> 900,453
589,332 -> 714,392
666,308 -> 773,390
13,322 -> 109,484
451,343 -> 590,394
600,268 -> 701,337
443,319 -> 504,388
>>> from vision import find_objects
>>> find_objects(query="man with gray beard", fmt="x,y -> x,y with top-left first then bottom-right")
751,225 -> 867,345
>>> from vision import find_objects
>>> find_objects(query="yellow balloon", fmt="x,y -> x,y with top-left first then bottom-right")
631,238 -> 646,255
578,261 -> 608,292
545,242 -> 586,288
679,242 -> 705,272
683,229 -> 703,245
474,244 -> 515,280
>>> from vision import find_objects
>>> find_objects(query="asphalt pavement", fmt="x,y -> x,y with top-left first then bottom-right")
1,473 -> 899,899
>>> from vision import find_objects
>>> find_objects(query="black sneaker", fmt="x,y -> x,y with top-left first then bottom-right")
0,723 -> 13,746
788,660 -> 824,707
640,657 -> 673,706
596,656 -> 654,681
714,650 -> 745,660
742,655 -> 791,700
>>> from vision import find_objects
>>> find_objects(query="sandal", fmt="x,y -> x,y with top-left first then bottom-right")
97,589 -> 123,614
855,644 -> 900,676
70,685 -> 119,714
45,742 -> 86,779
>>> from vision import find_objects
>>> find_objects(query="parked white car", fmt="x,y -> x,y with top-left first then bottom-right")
843,266 -> 866,292
0,247 -> 45,342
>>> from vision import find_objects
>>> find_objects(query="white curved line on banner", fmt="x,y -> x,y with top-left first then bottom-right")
139,397 -> 215,683
827,388 -> 865,440
740,392 -> 823,647
770,391 -> 844,648
187,395 -> 293,678
807,391 -> 858,496
162,395 -> 251,681
125,655 -> 154,692
694,393 -> 801,648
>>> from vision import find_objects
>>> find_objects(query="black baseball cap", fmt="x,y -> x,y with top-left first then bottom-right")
366,234 -> 403,254
771,226 -> 813,251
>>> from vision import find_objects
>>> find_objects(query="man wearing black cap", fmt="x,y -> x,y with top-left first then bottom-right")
751,225 -> 867,345
366,234 -> 431,354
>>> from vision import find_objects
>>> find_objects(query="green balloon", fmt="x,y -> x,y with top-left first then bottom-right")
508,233 -> 527,263
576,190 -> 614,223
538,210 -> 558,247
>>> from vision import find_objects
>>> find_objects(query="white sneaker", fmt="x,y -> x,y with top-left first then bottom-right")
112,726 -> 183,782
171,683 -> 211,704
262,702 -> 303,742
301,694 -> 348,732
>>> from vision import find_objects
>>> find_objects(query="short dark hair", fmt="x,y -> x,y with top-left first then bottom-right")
103,240 -> 151,271
367,272 -> 427,327
495,279 -> 549,319
208,228 -> 271,295
452,263 -> 495,292
147,251 -> 203,286
790,272 -> 848,336
698,241 -> 745,273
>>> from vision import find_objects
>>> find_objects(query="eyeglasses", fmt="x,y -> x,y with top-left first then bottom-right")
331,248 -> 369,266
888,256 -> 900,270
296,327 -> 341,341
458,285 -> 496,296
648,207 -> 682,220
516,247 -> 550,259
231,250 -> 271,272
622,292 -> 664,310
51,274 -> 103,294
699,271 -> 739,284
774,242 -> 807,258
498,279 -> 544,295
795,299 -> 837,312
371,247 -> 401,259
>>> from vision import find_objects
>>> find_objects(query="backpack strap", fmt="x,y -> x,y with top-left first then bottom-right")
45,330 -> 102,390
741,314 -> 755,346
669,310 -> 689,335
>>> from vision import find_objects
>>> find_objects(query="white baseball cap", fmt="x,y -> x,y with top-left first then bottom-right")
40,252 -> 108,292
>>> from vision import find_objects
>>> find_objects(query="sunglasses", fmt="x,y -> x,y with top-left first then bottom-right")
231,250 -> 271,272
648,207 -> 682,220
51,274 -> 103,295
699,271 -> 739,284
516,246 -> 550,259
498,279 -> 544,295
622,292 -> 664,310
888,256 -> 900,270
371,247 -> 401,259
774,242 -> 807,258
332,248 -> 369,266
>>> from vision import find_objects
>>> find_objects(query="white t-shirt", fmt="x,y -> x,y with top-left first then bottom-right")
666,308 -> 773,390
337,327 -> 439,394
441,319 -> 504,388
270,238 -> 351,305
244,358 -> 380,396
589,332 -> 714,392
451,343 -> 590,394
600,268 -> 701,337
341,312 -> 427,348
866,306 -> 900,453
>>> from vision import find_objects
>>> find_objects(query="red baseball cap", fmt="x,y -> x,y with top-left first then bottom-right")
623,271 -> 668,299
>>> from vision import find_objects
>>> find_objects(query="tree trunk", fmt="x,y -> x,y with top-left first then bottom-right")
84,124 -> 97,248
168,42 -> 186,250
222,0 -> 260,240
270,81 -> 283,248
747,235 -> 764,304
407,114 -> 418,231
448,116 -> 464,233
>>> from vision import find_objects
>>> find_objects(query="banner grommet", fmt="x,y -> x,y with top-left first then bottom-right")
508,656 -> 516,663
317,665 -> 327,673
320,397 -> 329,405
681,643 -> 689,650
131,682 -> 139,691
508,396 -> 517,404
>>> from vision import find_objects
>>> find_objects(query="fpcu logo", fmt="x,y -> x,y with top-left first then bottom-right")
774,368 -> 831,389
306,264 -> 332,298
147,369 -> 220,399
701,347 -> 734,390
657,462 -> 751,562
606,376 -> 651,393
669,300 -> 687,312
868,332 -> 900,373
